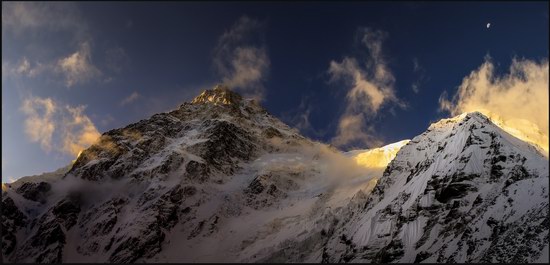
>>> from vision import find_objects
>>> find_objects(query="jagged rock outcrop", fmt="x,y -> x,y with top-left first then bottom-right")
2,87 -> 548,263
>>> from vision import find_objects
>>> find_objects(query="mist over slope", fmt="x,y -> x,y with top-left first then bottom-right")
2,86 -> 548,263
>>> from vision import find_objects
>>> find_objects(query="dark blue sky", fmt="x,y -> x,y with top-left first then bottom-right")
2,2 -> 549,182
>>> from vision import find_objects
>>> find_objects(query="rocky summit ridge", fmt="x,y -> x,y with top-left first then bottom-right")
191,84 -> 243,106
2,87 -> 548,263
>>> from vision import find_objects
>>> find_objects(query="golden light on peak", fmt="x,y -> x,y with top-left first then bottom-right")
486,113 -> 549,156
353,140 -> 410,168
71,150 -> 84,164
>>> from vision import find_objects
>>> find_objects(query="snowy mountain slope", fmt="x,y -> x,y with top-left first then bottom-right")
2,86 -> 548,263
320,112 -> 549,263
1,85 -> 377,263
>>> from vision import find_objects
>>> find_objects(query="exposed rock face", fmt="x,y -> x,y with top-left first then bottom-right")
67,84 -> 299,183
2,87 -> 548,263
15,182 -> 51,202
1,197 -> 27,257
1,85 -> 307,263
191,85 -> 243,105
12,198 -> 81,263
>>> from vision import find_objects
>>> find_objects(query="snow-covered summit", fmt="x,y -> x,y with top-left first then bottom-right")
2,90 -> 548,263
322,110 -> 549,263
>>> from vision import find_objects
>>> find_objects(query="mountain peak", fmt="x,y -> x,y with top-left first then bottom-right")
191,84 -> 242,106
428,111 -> 491,131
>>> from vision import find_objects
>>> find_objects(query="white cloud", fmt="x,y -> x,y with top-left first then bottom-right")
439,57 -> 549,152
213,16 -> 269,100
57,42 -> 101,87
120,91 -> 141,106
328,28 -> 404,149
20,96 -> 101,157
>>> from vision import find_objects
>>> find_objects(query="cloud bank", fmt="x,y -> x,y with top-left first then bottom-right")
213,16 -> 269,100
439,57 -> 549,153
328,28 -> 404,149
21,96 -> 101,157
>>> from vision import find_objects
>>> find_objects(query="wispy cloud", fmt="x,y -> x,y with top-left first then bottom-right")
100,114 -> 115,127
105,46 -> 129,74
332,113 -> 384,149
411,57 -> 428,93
281,95 -> 329,138
2,2 -> 88,41
16,57 -> 30,75
7,42 -> 115,87
213,16 -> 270,100
21,97 -> 57,152
439,56 -> 549,152
328,28 -> 404,149
56,42 -> 101,88
20,96 -> 101,157
120,91 -> 141,106
3,3 -> 121,88
2,57 -> 48,80
292,99 -> 314,133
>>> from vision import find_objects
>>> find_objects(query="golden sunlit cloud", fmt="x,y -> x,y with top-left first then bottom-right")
213,16 -> 269,101
332,113 -> 384,149
21,96 -> 101,158
61,104 -> 102,156
57,41 -> 101,87
440,57 -> 549,154
21,97 -> 57,152
329,28 -> 404,149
